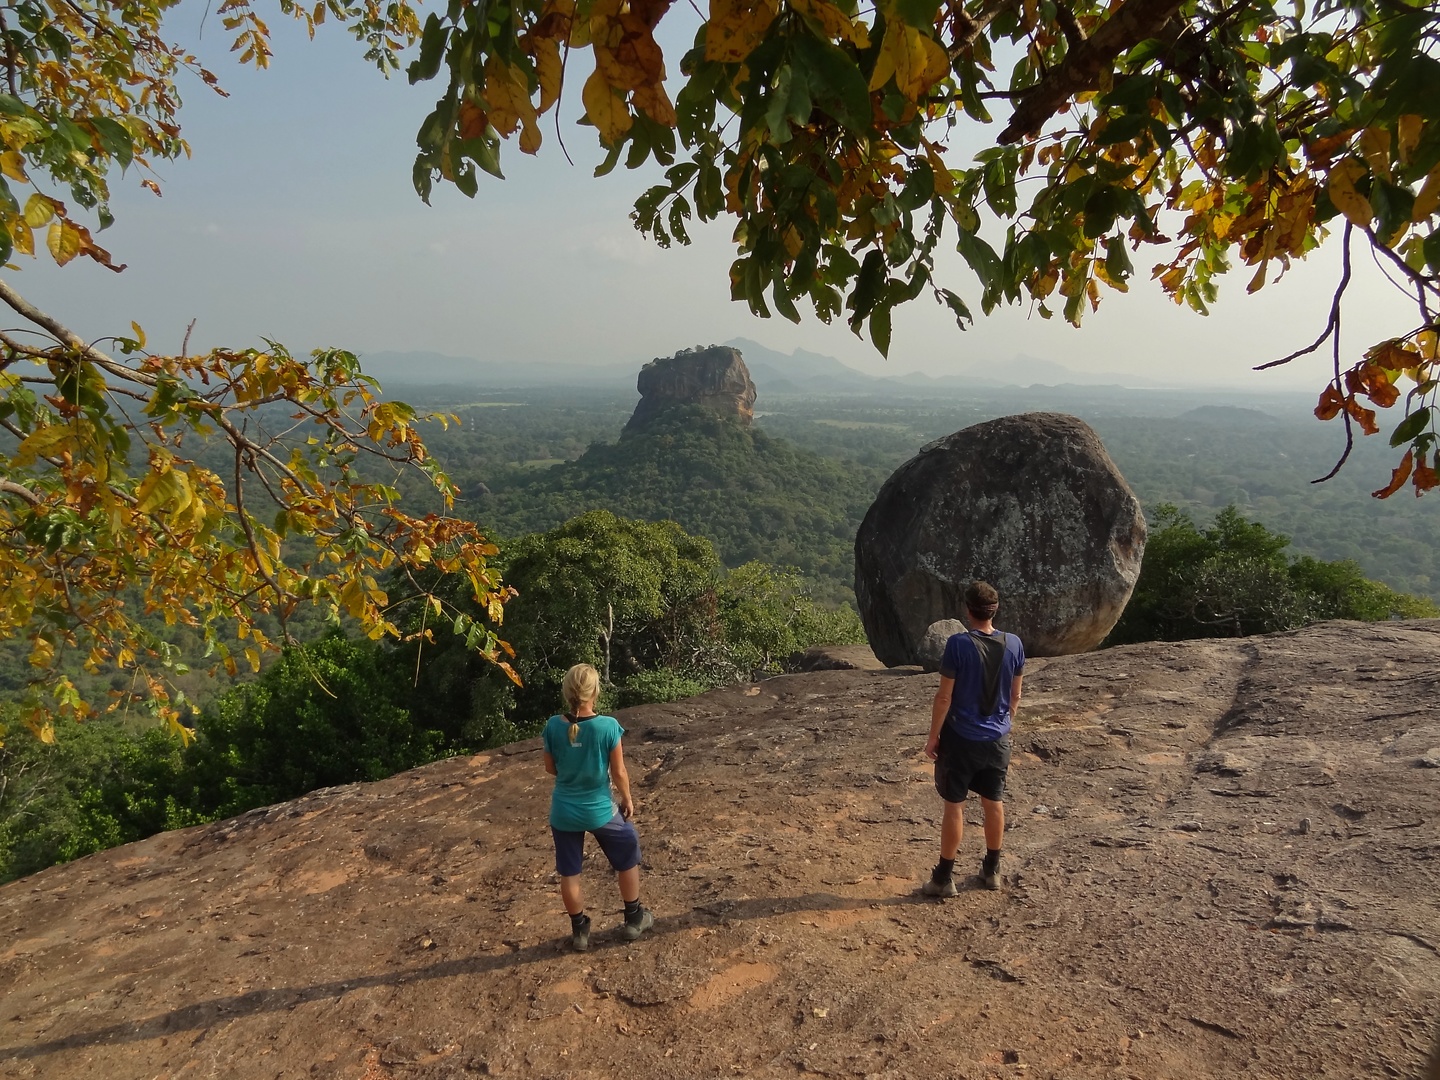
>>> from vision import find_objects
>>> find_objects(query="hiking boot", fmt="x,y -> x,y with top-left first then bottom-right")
922,876 -> 957,898
620,907 -> 654,941
979,866 -> 1001,891
569,914 -> 591,952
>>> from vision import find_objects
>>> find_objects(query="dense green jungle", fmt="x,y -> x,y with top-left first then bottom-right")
3,368 -> 1437,882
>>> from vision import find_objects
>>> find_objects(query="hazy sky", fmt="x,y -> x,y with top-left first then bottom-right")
8,7 -> 1420,394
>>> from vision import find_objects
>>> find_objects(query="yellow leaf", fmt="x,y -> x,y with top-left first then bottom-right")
920,33 -> 949,88
1246,260 -> 1267,294
33,719 -> 55,745
1093,260 -> 1129,293
485,59 -> 543,153
1359,126 -> 1391,179
789,0 -> 865,47
23,193 -> 54,228
535,37 -> 563,115
0,151 -> 27,182
868,29 -> 896,91
582,68 -> 632,144
14,423 -> 74,465
10,219 -> 32,256
924,141 -> 954,195
892,26 -> 932,98
47,219 -> 84,266
1327,159 -> 1372,229
130,321 -> 147,348
29,637 -> 55,668
244,647 -> 261,673
1397,114 -> 1423,164
705,0 -> 778,63
1413,163 -> 1440,222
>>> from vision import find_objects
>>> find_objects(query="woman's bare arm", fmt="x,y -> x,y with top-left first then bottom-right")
609,742 -> 634,818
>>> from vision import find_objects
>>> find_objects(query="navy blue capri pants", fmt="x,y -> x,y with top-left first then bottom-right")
551,812 -> 642,877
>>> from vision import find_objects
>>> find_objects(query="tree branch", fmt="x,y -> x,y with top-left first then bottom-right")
0,278 -> 158,388
997,0 -> 1188,144
949,0 -> 1019,58
0,478 -> 42,505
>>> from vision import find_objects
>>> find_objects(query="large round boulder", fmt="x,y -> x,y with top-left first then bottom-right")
855,412 -> 1145,664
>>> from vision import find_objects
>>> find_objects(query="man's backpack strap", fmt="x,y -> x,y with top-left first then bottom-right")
967,631 -> 1008,716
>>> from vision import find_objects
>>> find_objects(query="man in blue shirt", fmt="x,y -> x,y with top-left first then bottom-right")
922,580 -> 1025,895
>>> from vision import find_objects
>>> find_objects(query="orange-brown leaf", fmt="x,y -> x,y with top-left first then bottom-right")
1373,448 -> 1414,498
458,101 -> 489,140
1315,385 -> 1345,421
1413,452 -> 1438,494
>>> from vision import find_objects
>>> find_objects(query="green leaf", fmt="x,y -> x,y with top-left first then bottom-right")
897,161 -> 934,212
955,228 -> 1002,290
1390,406 -> 1431,447
940,288 -> 972,328
90,117 -> 133,169
1424,229 -> 1440,273
868,302 -> 892,357
410,15 -> 448,84
793,35 -> 871,135
892,0 -> 941,28
1104,235 -> 1133,282
848,250 -> 886,321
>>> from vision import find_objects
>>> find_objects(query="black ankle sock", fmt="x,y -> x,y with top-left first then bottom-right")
983,849 -> 1001,874
624,898 -> 643,920
933,856 -> 956,882
570,911 -> 588,930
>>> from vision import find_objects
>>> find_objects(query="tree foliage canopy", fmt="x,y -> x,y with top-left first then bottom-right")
1106,502 -> 1439,643
404,0 -> 1440,493
0,0 -> 514,739
5,0 -> 1440,736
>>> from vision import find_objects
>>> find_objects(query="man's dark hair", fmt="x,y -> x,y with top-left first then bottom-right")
965,580 -> 999,619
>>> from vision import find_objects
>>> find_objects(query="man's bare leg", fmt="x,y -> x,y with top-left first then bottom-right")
979,797 -> 1005,889
941,799 -> 965,860
981,797 -> 1004,850
924,799 -> 966,896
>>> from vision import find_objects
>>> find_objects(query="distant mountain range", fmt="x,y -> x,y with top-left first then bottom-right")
725,338 -> 1173,394
357,340 -> 1169,396
354,350 -> 636,388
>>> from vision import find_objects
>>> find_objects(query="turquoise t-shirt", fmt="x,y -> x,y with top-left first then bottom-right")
543,713 -> 623,832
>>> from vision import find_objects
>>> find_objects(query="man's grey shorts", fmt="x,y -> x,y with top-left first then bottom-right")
934,733 -> 1012,803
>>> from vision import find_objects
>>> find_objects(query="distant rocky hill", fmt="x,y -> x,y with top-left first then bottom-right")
3,620 -> 1437,1079
626,346 -> 757,431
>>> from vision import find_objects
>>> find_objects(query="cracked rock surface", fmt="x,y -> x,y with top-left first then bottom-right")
1,620 -> 1437,1079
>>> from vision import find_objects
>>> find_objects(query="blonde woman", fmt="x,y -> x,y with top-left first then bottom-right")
542,663 -> 653,951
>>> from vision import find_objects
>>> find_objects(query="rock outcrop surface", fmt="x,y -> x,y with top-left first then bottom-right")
2,621 -> 1437,1080
625,346 -> 757,431
855,412 -> 1145,664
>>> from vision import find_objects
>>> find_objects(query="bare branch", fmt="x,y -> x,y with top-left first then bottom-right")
1054,1 -> 1088,49
0,279 -> 159,389
1255,221 -> 1353,373
0,478 -> 42,505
